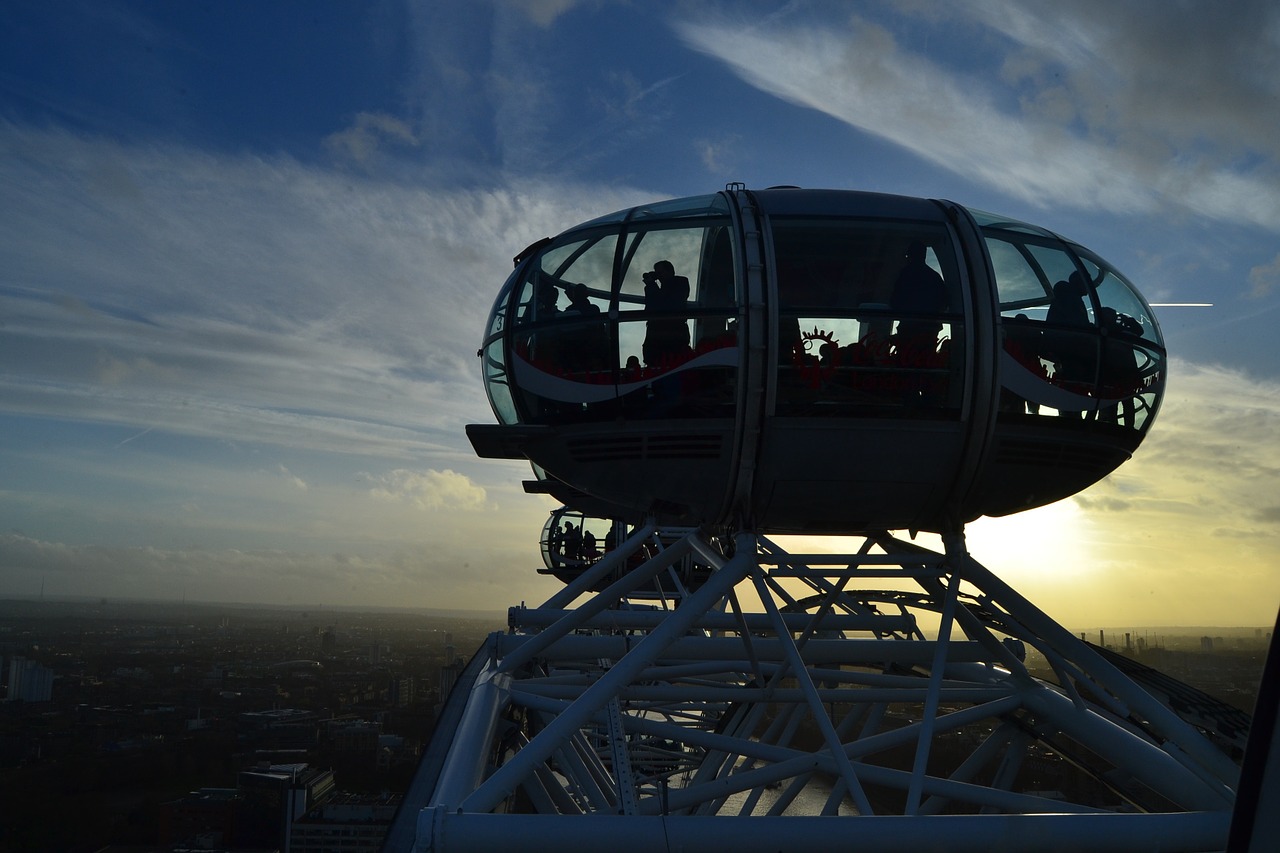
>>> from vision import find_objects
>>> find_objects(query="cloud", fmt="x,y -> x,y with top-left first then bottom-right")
94,354 -> 180,386
324,112 -> 419,165
0,119 -> 646,613
674,5 -> 1280,229
696,134 -> 741,175
0,122 -> 649,458
266,464 -> 308,492
1101,359 -> 1280,521
503,0 -> 587,28
1073,495 -> 1131,513
956,0 -> 1280,159
0,531 -> 539,611
1248,254 -> 1280,299
1052,358 -> 1280,622
365,468 -> 488,511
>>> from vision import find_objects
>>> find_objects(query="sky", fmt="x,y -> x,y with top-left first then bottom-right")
1,0 -> 1278,629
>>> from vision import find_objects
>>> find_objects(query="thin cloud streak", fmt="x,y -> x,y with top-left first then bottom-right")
0,122 -> 649,459
674,8 -> 1280,229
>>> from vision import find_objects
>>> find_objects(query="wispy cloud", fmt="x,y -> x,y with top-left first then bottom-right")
502,0 -> 590,28
0,118 -> 637,609
324,112 -> 419,166
674,4 -> 1280,229
1249,254 -> 1280,299
0,122 -> 648,458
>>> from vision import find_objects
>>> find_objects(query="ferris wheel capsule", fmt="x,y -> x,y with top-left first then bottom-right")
537,506 -> 715,597
468,187 -> 1165,534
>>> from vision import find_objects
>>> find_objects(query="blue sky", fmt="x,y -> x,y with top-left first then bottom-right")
2,1 -> 1278,626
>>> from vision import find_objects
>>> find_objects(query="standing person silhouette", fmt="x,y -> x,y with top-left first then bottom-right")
1046,270 -> 1098,385
642,260 -> 691,368
890,242 -> 946,350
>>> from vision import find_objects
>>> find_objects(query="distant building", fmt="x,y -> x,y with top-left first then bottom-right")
326,719 -> 381,757
158,787 -> 243,847
289,791 -> 400,853
439,659 -> 465,702
377,733 -> 420,772
239,707 -> 325,749
5,656 -> 53,702
238,762 -> 336,850
389,675 -> 417,707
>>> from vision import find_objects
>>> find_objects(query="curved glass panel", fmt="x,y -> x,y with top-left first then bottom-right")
1098,338 -> 1163,431
504,212 -> 738,423
481,266 -> 522,425
541,508 -> 613,572
1073,248 -> 1163,346
483,338 -> 518,425
627,193 -> 726,222
982,211 -> 1165,433
538,507 -> 715,596
771,217 -> 965,417
573,193 -> 727,230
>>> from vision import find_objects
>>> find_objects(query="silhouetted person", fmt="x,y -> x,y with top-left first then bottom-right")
524,278 -> 564,370
1047,271 -> 1093,328
563,522 -> 582,561
563,282 -> 610,373
642,260 -> 691,368
1045,271 -> 1098,387
890,242 -> 946,349
530,278 -> 560,322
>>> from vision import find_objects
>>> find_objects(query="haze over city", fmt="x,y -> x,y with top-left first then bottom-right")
2,1 -> 1278,627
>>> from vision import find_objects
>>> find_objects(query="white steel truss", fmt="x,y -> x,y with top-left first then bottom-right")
406,527 -> 1240,853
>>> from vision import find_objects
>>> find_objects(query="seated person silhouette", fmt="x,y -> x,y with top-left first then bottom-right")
525,279 -> 564,367
642,260 -> 691,368
562,283 -> 610,373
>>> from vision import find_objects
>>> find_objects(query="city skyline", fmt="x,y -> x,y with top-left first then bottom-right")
2,1 -> 1278,627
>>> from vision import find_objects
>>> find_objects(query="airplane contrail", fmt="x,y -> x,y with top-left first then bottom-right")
115,426 -> 154,448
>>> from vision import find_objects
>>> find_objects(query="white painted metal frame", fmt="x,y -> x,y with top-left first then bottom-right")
411,527 -> 1238,853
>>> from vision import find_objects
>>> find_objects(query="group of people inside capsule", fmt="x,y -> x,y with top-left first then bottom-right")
780,241 -> 952,403
547,519 -> 643,567
528,260 -> 700,380
547,519 -> 600,564
1003,269 -> 1148,423
532,244 -> 1143,421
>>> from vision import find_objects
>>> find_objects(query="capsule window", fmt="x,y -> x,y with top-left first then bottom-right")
501,216 -> 739,423
987,227 -> 1164,431
770,219 -> 964,417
